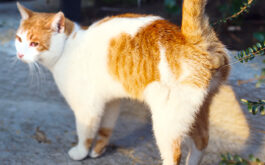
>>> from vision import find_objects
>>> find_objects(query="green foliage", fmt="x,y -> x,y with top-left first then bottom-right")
234,41 -> 265,63
214,0 -> 255,25
241,99 -> 265,115
219,153 -> 264,165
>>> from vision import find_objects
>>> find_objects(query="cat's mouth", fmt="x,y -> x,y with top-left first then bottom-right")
17,53 -> 36,64
17,53 -> 27,63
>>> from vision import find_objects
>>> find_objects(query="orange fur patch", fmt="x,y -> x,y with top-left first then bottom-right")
93,139 -> 108,155
93,128 -> 112,155
64,18 -> 74,36
181,0 -> 207,44
117,13 -> 149,18
81,25 -> 89,30
108,30 -> 160,99
20,13 -> 54,51
173,138 -> 182,165
16,35 -> 22,42
98,128 -> 112,138
19,12 -> 74,52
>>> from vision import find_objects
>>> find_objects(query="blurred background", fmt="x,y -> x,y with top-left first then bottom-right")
0,0 -> 263,50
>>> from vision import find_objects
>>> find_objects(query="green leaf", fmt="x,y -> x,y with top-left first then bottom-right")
257,43 -> 262,48
241,99 -> 248,104
235,41 -> 265,63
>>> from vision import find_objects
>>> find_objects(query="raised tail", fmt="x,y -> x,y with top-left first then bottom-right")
181,0 -> 209,43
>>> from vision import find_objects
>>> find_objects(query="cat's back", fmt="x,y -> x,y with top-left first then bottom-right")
92,14 -> 161,31
88,13 -> 184,40
84,14 -> 164,42
83,14 -> 185,99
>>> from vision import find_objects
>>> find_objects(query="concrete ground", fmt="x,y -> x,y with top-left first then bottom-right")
0,2 -> 264,165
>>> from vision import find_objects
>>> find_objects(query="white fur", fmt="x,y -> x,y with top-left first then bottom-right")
144,81 -> 206,165
89,149 -> 102,158
68,144 -> 89,160
158,46 -> 176,86
40,32 -> 66,68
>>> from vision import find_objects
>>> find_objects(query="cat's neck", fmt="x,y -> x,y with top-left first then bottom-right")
40,21 -> 86,70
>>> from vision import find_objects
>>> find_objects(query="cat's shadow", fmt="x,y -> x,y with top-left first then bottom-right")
105,100 -> 155,155
105,122 -> 155,157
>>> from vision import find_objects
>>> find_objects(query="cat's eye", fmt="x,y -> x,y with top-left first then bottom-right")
30,42 -> 39,47
16,35 -> 22,42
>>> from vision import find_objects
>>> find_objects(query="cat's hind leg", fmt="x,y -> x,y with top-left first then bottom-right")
68,99 -> 105,161
89,100 -> 121,158
185,138 -> 205,165
185,90 -> 212,165
144,82 -> 207,165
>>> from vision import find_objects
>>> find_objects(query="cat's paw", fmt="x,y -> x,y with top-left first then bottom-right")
89,147 -> 106,158
68,145 -> 89,161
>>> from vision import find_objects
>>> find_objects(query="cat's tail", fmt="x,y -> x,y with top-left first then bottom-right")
181,0 -> 209,43
205,85 -> 265,163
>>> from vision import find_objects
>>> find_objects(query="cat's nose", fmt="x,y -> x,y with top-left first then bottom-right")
17,53 -> 24,58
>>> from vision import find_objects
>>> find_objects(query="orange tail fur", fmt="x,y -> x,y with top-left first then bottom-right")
181,0 -> 209,43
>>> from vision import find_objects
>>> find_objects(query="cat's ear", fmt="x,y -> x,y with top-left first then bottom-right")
51,12 -> 65,33
17,2 -> 33,20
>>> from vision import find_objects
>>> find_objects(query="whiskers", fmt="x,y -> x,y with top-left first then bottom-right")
28,62 -> 47,92
10,56 -> 18,67
8,55 -> 47,94
7,56 -> 19,73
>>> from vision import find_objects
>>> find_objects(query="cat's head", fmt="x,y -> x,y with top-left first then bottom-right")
15,2 -> 70,68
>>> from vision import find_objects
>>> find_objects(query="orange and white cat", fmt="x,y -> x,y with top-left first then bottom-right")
15,0 -> 230,164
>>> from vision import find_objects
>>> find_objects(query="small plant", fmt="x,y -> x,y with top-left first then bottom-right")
214,0 -> 255,25
234,41 -> 265,63
241,99 -> 265,115
219,153 -> 264,165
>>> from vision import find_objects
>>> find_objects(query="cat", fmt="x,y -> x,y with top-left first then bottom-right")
15,0 -> 230,164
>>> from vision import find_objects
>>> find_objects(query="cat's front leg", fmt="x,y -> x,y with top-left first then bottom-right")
68,100 -> 105,161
